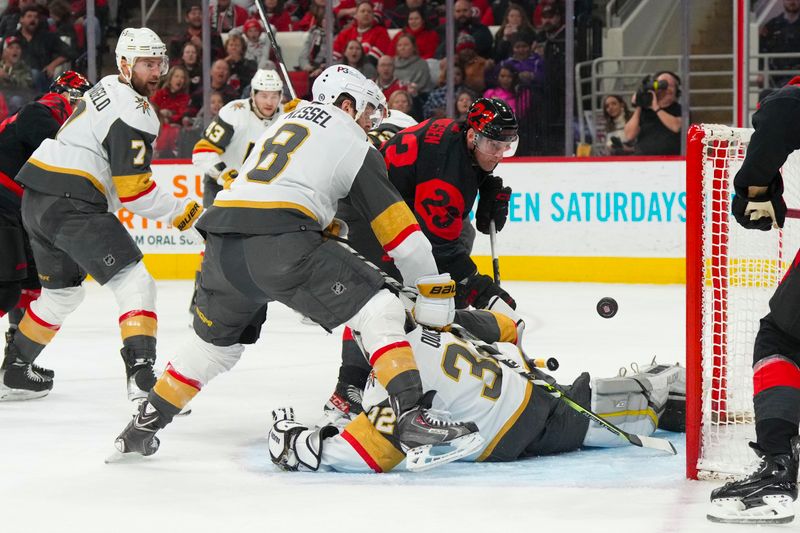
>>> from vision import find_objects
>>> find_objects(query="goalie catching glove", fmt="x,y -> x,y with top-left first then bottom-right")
268,407 -> 338,471
413,274 -> 456,328
171,200 -> 203,231
732,173 -> 787,230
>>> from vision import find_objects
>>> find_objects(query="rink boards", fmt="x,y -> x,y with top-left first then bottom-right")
131,156 -> 686,283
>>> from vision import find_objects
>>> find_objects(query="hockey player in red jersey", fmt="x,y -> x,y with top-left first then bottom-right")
707,78 -> 800,524
112,65 -> 483,470
2,29 -> 203,402
0,71 -> 92,400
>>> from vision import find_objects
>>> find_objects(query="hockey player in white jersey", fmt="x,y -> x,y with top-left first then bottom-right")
268,309 -> 686,473
3,28 -> 203,402
113,65 -> 482,468
192,68 -> 285,207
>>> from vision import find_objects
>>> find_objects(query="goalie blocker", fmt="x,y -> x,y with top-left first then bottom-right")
268,309 -> 685,473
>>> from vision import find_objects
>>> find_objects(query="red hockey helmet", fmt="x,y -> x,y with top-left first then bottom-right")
49,71 -> 93,105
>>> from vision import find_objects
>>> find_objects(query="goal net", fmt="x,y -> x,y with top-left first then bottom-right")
686,124 -> 800,480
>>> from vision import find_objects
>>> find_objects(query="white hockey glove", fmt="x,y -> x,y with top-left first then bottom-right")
413,274 -> 456,329
268,408 -> 338,472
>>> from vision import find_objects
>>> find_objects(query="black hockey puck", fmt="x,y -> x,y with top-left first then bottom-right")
596,297 -> 618,319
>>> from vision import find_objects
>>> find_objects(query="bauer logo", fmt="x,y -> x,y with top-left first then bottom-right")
331,282 -> 346,295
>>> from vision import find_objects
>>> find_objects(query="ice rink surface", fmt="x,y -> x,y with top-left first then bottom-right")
0,280 -> 782,532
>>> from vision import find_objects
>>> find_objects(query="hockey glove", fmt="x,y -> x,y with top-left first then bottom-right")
283,98 -> 302,113
456,273 -> 516,310
217,168 -> 238,188
172,200 -> 203,231
413,274 -> 456,328
268,407 -> 338,472
476,176 -> 511,234
323,217 -> 349,240
732,174 -> 787,230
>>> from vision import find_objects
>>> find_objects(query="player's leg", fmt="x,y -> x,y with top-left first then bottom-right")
259,233 -> 479,459
708,259 -> 800,523
115,233 -> 268,455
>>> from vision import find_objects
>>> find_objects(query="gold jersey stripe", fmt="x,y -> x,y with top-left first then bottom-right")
344,414 -> 406,472
119,315 -> 157,340
193,139 -> 224,154
370,201 -> 417,248
488,310 -> 518,343
18,313 -> 58,345
153,371 -> 200,409
212,199 -> 318,221
373,345 -> 418,386
478,381 -> 533,461
113,172 -> 154,199
28,158 -> 106,195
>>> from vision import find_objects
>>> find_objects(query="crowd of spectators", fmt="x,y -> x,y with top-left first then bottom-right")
0,0 -> 585,157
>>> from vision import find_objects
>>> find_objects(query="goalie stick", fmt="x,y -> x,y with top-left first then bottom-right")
325,232 -> 677,456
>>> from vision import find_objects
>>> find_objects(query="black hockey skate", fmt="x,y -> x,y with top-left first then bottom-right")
0,358 -> 53,401
708,437 -> 800,524
4,328 -> 54,378
120,346 -> 157,402
112,400 -> 164,457
394,391 -> 484,471
322,380 -> 364,423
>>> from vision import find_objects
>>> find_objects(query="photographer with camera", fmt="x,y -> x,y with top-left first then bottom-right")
623,70 -> 683,155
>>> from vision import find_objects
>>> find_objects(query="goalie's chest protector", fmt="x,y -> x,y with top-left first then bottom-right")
215,102 -> 371,229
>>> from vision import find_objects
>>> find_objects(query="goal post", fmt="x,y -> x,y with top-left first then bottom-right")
685,123 -> 800,480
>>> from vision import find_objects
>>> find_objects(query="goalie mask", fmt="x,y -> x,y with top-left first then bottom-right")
115,27 -> 169,83
312,65 -> 386,130
467,97 -> 519,158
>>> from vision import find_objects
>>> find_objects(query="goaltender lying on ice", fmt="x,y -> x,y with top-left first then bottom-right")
268,308 -> 686,473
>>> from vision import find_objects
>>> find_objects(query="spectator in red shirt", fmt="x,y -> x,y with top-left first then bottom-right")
152,65 -> 191,158
294,0 -> 325,32
263,0 -> 293,32
211,0 -> 249,33
333,0 -> 391,63
389,7 -> 439,59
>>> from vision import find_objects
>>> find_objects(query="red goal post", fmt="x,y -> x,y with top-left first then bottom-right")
686,124 -> 800,480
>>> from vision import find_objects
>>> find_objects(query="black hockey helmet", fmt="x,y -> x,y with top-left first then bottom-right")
49,71 -> 93,105
466,97 -> 519,157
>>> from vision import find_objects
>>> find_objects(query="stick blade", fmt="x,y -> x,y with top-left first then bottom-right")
631,434 -> 677,455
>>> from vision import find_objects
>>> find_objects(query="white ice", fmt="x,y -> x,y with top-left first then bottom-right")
0,280 -> 770,532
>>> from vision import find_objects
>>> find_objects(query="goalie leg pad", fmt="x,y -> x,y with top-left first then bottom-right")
269,415 -> 339,472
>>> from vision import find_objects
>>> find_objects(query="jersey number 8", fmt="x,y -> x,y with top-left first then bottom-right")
247,123 -> 310,184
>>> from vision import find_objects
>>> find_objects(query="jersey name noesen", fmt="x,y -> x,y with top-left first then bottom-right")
282,105 -> 333,128
88,84 -> 111,111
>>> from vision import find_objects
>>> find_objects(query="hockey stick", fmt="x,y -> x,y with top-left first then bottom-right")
489,220 -> 500,285
449,324 -> 677,455
252,0 -> 297,99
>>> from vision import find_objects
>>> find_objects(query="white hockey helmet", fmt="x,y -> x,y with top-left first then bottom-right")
115,27 -> 168,81
251,69 -> 284,97
312,65 -> 386,129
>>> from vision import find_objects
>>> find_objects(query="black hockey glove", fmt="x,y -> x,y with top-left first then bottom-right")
456,273 -> 516,310
476,175 -> 512,234
731,173 -> 787,231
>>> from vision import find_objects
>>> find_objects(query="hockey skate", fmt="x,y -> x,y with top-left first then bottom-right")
107,400 -> 164,462
120,346 -> 157,403
394,391 -> 484,472
707,437 -> 800,524
320,380 -> 364,426
0,332 -> 53,401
